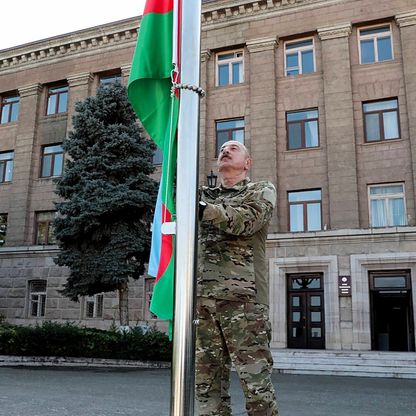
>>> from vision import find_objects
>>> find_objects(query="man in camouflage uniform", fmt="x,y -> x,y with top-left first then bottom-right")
196,140 -> 278,416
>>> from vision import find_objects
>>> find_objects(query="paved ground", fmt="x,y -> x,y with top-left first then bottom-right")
0,367 -> 415,416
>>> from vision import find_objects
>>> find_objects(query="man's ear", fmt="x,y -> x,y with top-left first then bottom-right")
244,158 -> 252,171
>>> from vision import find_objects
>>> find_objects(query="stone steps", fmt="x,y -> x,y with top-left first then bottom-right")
271,349 -> 416,379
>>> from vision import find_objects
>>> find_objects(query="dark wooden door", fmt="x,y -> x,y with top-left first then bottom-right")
287,274 -> 325,349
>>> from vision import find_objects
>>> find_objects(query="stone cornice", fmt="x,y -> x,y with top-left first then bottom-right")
246,37 -> 278,52
0,1 -> 347,73
0,17 -> 140,73
67,72 -> 94,87
317,22 -> 352,40
201,0 -> 344,29
0,245 -> 59,256
18,83 -> 43,97
267,226 -> 416,247
395,10 -> 416,28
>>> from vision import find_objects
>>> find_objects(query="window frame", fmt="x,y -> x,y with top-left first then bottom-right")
0,151 -> 14,183
0,94 -> 20,124
369,270 -> 411,291
0,213 -> 7,247
99,73 -> 122,87
85,294 -> 104,318
284,37 -> 316,76
358,23 -> 394,65
145,278 -> 157,320
215,118 -> 245,157
286,108 -> 320,150
362,98 -> 400,142
28,280 -> 47,318
216,49 -> 244,87
35,211 -> 57,245
40,143 -> 64,178
368,183 -> 407,228
288,189 -> 323,233
153,146 -> 163,166
46,85 -> 68,115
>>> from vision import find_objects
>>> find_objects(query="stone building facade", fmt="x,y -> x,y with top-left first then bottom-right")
1,0 -> 416,359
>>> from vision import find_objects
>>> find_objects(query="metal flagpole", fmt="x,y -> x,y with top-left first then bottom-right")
170,0 -> 202,415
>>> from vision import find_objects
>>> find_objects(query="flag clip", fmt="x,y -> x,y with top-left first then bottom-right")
171,82 -> 205,98
161,221 -> 176,235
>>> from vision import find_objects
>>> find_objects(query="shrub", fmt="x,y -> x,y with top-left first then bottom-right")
0,321 -> 171,361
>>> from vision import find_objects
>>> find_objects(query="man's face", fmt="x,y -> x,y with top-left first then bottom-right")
217,141 -> 251,173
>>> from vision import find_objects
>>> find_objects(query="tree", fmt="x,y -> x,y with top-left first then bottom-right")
54,83 -> 157,327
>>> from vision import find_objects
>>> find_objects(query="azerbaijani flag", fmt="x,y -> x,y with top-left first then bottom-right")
127,0 -> 180,330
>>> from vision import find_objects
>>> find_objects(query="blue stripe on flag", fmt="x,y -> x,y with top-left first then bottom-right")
148,184 -> 163,277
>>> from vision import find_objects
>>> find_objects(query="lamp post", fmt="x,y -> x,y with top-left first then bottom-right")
207,170 -> 218,188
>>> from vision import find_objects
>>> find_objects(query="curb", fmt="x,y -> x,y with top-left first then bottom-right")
0,355 -> 171,369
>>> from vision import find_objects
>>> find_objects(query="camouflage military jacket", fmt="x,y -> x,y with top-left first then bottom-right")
198,178 -> 276,305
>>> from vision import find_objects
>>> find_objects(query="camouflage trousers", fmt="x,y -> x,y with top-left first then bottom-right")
195,298 -> 279,416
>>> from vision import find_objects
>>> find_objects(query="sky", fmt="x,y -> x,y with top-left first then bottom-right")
0,0 -> 146,51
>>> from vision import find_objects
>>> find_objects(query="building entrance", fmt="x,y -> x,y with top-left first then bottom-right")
287,273 -> 325,349
370,271 -> 415,352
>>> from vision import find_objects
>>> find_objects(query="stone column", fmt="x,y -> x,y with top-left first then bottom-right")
396,10 -> 416,209
317,23 -> 359,229
199,49 -> 211,186
8,84 -> 43,245
66,72 -> 93,132
247,37 -> 278,231
121,64 -> 132,86
246,37 -> 278,184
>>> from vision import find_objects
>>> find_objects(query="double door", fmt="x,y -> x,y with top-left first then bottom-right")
287,274 -> 325,349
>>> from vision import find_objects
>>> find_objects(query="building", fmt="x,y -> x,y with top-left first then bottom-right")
1,0 -> 416,375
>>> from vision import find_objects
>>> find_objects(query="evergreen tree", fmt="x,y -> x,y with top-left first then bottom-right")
54,83 -> 157,326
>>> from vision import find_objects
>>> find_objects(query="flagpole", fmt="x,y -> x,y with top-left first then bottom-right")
170,0 -> 202,415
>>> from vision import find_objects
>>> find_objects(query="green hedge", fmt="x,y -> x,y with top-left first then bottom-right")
0,321 -> 172,361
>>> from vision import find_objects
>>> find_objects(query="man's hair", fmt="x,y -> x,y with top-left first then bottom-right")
220,140 -> 250,159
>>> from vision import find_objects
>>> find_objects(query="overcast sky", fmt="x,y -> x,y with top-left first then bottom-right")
0,0 -> 146,50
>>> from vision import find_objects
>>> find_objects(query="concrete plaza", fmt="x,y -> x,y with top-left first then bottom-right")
0,367 -> 415,416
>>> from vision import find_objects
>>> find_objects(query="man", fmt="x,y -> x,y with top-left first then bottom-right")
196,140 -> 278,416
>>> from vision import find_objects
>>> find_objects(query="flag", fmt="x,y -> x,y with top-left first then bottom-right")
127,0 -> 180,330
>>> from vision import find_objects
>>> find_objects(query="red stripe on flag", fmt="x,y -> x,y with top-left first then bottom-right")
171,0 -> 182,99
156,204 -> 173,281
144,0 -> 173,14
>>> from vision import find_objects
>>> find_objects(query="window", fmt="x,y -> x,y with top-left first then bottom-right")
153,147 -> 163,165
85,294 -> 104,318
41,144 -> 64,177
215,118 -> 244,156
371,272 -> 409,290
145,278 -> 156,319
36,211 -> 57,245
363,99 -> 399,142
0,151 -> 14,183
289,189 -> 322,232
99,74 -> 122,86
1,95 -> 20,124
0,214 -> 7,247
285,39 -> 315,76
216,50 -> 244,86
29,280 -> 47,317
368,183 -> 407,227
359,25 -> 393,64
46,85 -> 68,115
287,109 -> 319,150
